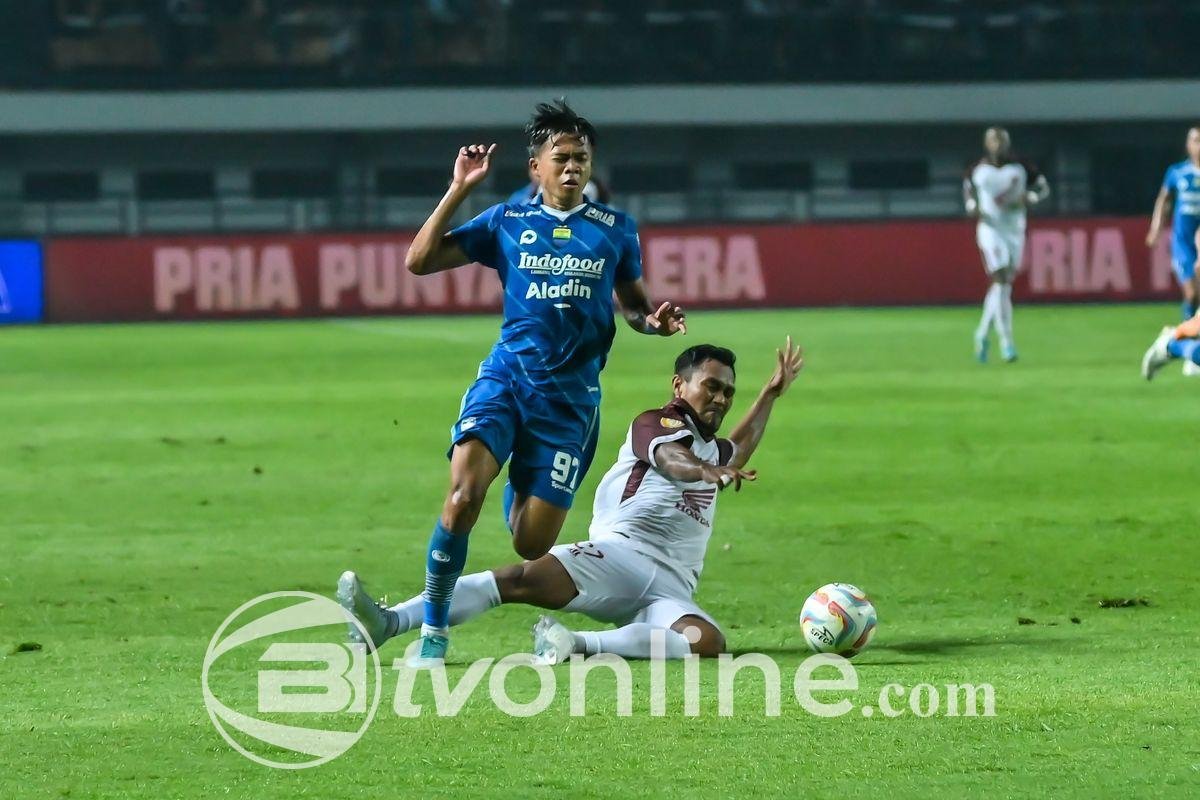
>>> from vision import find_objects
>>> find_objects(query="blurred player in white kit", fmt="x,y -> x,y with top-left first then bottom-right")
963,127 -> 1050,363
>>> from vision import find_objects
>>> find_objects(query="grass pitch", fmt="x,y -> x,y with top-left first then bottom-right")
2,305 -> 1199,798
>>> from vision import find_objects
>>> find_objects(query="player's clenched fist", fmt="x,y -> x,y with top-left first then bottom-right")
452,143 -> 497,189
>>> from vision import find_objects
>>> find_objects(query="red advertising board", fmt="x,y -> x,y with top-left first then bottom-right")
42,217 -> 1179,323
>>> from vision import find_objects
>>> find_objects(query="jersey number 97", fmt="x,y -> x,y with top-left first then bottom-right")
551,451 -> 582,490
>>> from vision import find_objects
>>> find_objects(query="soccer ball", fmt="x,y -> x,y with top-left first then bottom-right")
800,583 -> 877,657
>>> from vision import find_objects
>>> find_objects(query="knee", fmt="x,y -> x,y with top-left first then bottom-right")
509,512 -> 559,561
675,621 -> 726,658
692,632 -> 727,658
513,537 -> 551,561
443,479 -> 488,524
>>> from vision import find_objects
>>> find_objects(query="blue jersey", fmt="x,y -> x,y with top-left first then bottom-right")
1164,160 -> 1200,264
449,198 -> 643,407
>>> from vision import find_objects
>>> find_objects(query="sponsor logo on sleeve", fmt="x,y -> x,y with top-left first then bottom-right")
584,207 -> 616,227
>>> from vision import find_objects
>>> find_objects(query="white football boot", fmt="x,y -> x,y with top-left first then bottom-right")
531,615 -> 577,666
337,570 -> 396,653
1141,327 -> 1175,381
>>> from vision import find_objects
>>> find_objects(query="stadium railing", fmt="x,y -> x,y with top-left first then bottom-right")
0,178 -> 1093,237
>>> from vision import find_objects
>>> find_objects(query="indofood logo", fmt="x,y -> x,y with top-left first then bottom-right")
201,592 -> 382,769
517,252 -> 606,277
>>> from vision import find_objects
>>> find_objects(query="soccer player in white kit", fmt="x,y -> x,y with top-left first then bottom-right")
963,127 -> 1050,363
338,338 -> 803,661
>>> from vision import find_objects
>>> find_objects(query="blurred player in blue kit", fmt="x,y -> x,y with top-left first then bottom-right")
338,100 -> 686,665
1146,126 -> 1200,376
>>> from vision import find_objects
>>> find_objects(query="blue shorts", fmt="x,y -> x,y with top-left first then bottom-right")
448,371 -> 600,509
1173,240 -> 1198,283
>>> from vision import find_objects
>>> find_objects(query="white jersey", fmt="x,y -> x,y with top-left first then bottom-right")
589,399 -> 736,592
967,157 -> 1041,234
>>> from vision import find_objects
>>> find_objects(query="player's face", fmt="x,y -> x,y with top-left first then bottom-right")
1187,128 -> 1200,162
984,128 -> 1010,160
530,135 -> 593,208
674,360 -> 736,431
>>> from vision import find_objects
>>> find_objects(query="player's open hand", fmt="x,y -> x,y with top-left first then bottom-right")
764,335 -> 804,398
703,465 -> 758,492
453,143 -> 497,190
646,301 -> 687,336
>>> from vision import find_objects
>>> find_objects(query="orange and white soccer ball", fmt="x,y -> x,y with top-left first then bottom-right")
800,583 -> 877,657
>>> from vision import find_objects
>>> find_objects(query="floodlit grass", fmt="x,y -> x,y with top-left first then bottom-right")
2,305 -> 1198,797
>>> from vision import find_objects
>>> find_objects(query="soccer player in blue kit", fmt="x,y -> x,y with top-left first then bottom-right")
338,100 -> 686,664
1146,126 -> 1200,323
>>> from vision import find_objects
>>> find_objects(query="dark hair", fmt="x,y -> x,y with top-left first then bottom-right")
674,344 -> 736,379
525,98 -> 598,157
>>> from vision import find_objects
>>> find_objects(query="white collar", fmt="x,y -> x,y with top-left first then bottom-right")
535,195 -> 588,221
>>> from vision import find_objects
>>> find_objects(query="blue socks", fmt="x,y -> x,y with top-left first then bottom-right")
502,481 -> 516,534
1183,301 -> 1197,321
1167,338 -> 1200,365
422,521 -> 470,631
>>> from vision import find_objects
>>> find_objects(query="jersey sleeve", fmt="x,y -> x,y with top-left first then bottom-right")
616,215 -> 644,283
961,160 -> 978,203
716,438 -> 737,466
1163,165 -> 1177,194
630,408 -> 693,467
448,204 -> 504,270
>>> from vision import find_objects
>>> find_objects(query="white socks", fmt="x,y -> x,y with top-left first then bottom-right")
995,283 -> 1014,350
389,571 -> 501,636
574,623 -> 692,659
977,283 -> 1000,341
977,282 -> 1014,350
387,573 -> 694,660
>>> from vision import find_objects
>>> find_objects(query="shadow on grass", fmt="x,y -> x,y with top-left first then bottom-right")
876,635 -> 1080,655
734,633 -> 1083,661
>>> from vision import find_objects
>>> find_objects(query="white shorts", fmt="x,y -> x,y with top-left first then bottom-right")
976,224 -> 1024,273
548,538 -> 720,631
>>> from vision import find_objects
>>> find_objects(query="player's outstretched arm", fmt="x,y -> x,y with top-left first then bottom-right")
1025,175 -> 1051,206
726,336 -> 804,470
654,441 -> 756,492
406,143 -> 496,276
614,279 -> 687,336
1147,186 -> 1172,247
963,177 -> 980,219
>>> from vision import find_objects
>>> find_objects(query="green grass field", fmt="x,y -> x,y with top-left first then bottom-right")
3,305 -> 1199,798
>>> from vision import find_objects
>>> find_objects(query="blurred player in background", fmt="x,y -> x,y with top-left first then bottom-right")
963,127 -> 1050,363
1145,126 -> 1200,376
343,100 -> 686,666
508,162 -> 610,206
339,339 -> 803,661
